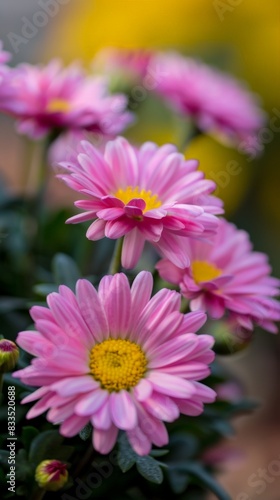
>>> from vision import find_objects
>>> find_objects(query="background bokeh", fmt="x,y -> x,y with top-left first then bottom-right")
0,1 -> 279,498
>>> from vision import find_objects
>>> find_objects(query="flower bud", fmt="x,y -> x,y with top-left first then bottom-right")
0,339 -> 19,373
35,459 -> 68,491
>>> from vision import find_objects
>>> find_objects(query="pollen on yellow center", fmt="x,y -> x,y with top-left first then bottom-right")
191,260 -> 222,284
114,186 -> 162,212
89,338 -> 147,392
46,98 -> 71,113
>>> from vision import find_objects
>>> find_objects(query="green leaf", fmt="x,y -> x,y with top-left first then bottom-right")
117,434 -> 137,473
136,456 -> 163,484
21,427 -> 40,453
28,430 -> 74,464
52,253 -> 81,290
79,423 -> 92,441
183,463 -> 231,500
149,449 -> 169,457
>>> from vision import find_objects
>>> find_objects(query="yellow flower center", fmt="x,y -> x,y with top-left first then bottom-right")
114,186 -> 162,212
89,338 -> 147,392
191,260 -> 222,284
46,98 -> 71,113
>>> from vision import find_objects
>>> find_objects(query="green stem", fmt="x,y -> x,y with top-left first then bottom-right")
108,238 -> 123,275
22,139 -> 47,198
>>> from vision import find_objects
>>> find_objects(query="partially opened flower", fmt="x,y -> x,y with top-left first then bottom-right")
57,136 -> 223,269
150,52 -> 265,147
156,219 -> 280,333
14,272 -> 215,456
4,60 -> 133,139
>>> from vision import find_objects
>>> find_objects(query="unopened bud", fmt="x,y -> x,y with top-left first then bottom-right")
0,339 -> 19,372
35,459 -> 68,491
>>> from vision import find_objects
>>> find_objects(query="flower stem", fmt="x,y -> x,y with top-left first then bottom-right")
73,443 -> 95,478
22,139 -> 47,198
108,238 -> 123,275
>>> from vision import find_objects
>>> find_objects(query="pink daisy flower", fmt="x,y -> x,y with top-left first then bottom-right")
57,136 -> 223,269
93,48 -> 153,82
150,52 -> 265,146
4,60 -> 133,139
14,272 -> 215,456
156,219 -> 280,333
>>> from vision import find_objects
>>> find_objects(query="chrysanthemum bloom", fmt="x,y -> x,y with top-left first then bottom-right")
4,60 -> 133,139
93,48 -> 153,83
156,219 -> 280,333
150,52 -> 265,146
57,136 -> 223,269
14,272 -> 216,456
35,460 -> 68,491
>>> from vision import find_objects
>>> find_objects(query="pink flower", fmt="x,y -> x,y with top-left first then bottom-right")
93,48 -> 153,82
4,60 -> 133,139
57,136 -> 223,269
14,272 -> 215,456
150,52 -> 265,146
0,42 -> 12,108
156,219 -> 280,333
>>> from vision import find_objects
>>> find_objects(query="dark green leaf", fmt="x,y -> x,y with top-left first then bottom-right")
21,427 -> 40,453
136,456 -> 163,484
79,423 -> 92,441
149,449 -> 169,457
117,434 -> 137,473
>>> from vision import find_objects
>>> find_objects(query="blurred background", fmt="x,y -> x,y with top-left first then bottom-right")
0,1 -> 279,498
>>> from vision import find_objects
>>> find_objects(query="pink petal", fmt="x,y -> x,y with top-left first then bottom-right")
127,426 -> 151,456
133,379 -> 153,402
91,400 -> 112,430
51,376 -> 99,397
121,228 -> 146,269
147,372 -> 195,398
75,389 -> 109,416
60,415 -> 89,437
110,391 -> 137,430
86,219 -> 106,240
106,273 -> 131,337
93,424 -> 118,454
143,392 -> 180,422
76,279 -> 109,342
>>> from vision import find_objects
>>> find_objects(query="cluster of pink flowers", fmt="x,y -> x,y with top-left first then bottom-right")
0,47 -> 133,140
1,41 -> 277,459
94,48 -> 265,147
